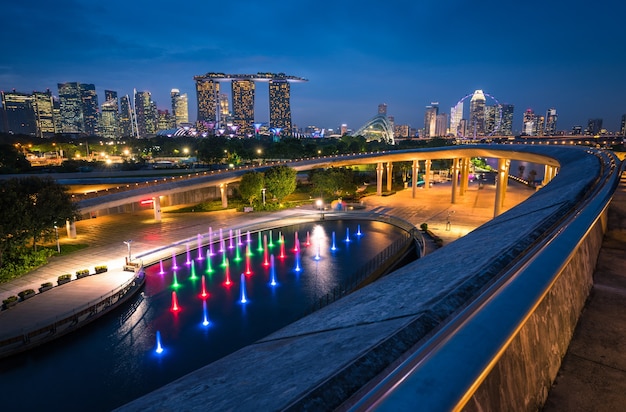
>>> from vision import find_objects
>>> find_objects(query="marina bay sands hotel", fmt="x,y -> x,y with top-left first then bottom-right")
194,72 -> 308,136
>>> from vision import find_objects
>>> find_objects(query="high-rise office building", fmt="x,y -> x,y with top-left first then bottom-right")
534,114 -> 545,136
157,110 -> 173,131
269,80 -> 291,133
449,101 -> 463,137
80,83 -> 99,136
435,113 -> 448,137
170,89 -> 189,127
586,118 -> 603,135
134,90 -> 157,137
33,90 -> 56,137
545,108 -> 558,136
1,90 -> 36,135
232,80 -> 255,136
52,97 -> 61,134
195,78 -> 220,127
469,90 -> 486,138
423,103 -> 438,138
57,82 -> 84,134
523,109 -> 535,135
100,99 -> 119,140
104,90 -> 118,108
620,114 -> 626,136
500,104 -> 514,136
119,95 -> 135,138
485,105 -> 498,135
378,103 -> 388,116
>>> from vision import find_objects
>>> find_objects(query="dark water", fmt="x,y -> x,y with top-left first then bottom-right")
0,220 -> 406,411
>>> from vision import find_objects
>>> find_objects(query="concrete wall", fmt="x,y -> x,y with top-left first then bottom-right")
465,210 -> 607,411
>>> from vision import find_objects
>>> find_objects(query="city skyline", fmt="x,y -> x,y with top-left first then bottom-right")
2,1 -> 626,133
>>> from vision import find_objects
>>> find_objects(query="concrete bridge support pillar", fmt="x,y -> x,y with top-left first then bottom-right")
376,162 -> 384,196
494,157 -> 511,217
460,157 -> 470,196
451,158 -> 459,204
65,219 -> 77,239
220,183 -> 228,208
386,162 -> 393,192
542,165 -> 558,186
153,196 -> 162,221
424,159 -> 431,191
412,160 -> 419,198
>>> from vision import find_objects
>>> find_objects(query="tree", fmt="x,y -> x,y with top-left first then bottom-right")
264,165 -> 296,202
238,171 -> 265,205
0,144 -> 32,174
14,176 -> 79,251
310,167 -> 357,198
0,180 -> 29,268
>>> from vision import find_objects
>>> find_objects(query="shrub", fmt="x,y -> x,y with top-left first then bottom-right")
3,295 -> 18,305
76,269 -> 90,276
41,281 -> 53,288
18,289 -> 36,299
420,223 -> 428,231
94,265 -> 108,274
58,274 -> 72,281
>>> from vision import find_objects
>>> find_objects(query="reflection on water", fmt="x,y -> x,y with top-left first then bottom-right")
0,220 -> 407,411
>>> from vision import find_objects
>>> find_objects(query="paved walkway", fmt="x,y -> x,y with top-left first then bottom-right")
543,171 -> 626,411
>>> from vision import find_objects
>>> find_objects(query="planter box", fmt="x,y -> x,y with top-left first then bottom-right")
76,272 -> 91,279
39,285 -> 53,293
3,300 -> 18,309
57,278 -> 71,285
20,292 -> 36,301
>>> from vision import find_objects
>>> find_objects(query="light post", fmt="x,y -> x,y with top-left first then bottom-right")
123,240 -> 132,262
262,188 -> 266,205
54,223 -> 60,253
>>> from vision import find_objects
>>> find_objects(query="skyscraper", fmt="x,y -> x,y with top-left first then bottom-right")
485,105 -> 498,135
435,113 -> 448,137
134,90 -> 157,137
586,119 -> 603,135
469,90 -> 486,138
620,114 -> 626,136
500,104 -> 514,136
32,90 -> 56,137
423,103 -> 438,138
80,83 -> 99,136
119,95 -> 135,138
534,114 -> 545,136
449,101 -> 463,137
170,89 -> 189,128
523,109 -> 535,136
219,93 -> 230,121
269,79 -> 292,133
100,100 -> 119,140
545,108 -> 558,136
232,80 -> 255,136
1,90 -> 36,135
57,82 -> 83,134
195,77 -> 220,127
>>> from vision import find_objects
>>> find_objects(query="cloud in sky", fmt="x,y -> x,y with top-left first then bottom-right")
2,0 -> 626,132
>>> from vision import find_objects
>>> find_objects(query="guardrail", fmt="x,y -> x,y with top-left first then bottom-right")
304,228 -> 420,316
0,267 -> 146,358
351,149 -> 622,410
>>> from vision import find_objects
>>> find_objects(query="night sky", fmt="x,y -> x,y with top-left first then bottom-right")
2,0 -> 626,133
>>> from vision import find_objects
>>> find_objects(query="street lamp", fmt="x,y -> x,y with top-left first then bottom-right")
262,188 -> 266,205
123,240 -> 132,262
54,223 -> 60,253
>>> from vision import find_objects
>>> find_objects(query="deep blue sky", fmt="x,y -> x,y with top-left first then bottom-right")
2,0 -> 626,133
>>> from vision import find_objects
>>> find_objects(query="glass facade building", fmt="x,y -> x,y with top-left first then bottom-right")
232,80 -> 255,136
269,80 -> 291,132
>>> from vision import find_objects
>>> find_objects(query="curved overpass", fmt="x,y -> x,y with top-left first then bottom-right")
108,145 -> 621,411
77,145 -> 560,217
